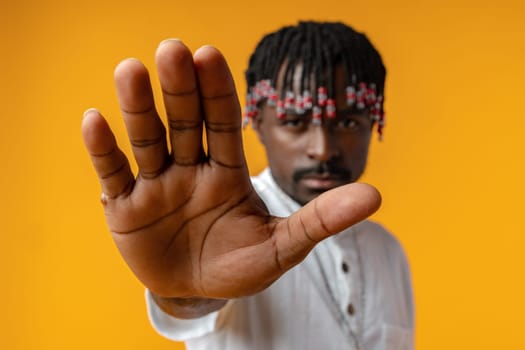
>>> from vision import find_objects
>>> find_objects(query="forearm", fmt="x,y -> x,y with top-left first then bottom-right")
150,292 -> 228,319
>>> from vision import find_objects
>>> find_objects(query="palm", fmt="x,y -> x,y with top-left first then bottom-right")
110,163 -> 276,299
82,40 -> 380,299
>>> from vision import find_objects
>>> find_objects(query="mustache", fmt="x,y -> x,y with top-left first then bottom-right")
292,163 -> 352,182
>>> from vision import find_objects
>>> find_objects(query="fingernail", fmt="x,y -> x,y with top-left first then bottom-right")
159,38 -> 182,47
83,108 -> 99,117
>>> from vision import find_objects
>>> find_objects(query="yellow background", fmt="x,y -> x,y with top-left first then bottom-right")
2,0 -> 524,348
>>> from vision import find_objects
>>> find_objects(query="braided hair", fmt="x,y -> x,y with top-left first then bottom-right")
243,21 -> 387,138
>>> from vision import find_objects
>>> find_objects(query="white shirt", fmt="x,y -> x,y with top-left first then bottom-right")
146,169 -> 414,350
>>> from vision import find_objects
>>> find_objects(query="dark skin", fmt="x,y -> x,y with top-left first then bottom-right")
81,39 -> 381,318
254,65 -> 373,206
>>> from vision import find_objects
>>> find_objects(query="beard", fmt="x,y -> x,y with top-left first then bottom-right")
292,162 -> 352,183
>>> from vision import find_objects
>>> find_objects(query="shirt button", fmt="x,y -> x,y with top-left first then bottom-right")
342,262 -> 349,273
347,303 -> 355,315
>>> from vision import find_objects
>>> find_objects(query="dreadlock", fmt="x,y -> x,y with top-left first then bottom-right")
243,21 -> 387,139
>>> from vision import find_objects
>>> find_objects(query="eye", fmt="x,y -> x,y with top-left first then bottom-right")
338,117 -> 361,130
281,116 -> 307,130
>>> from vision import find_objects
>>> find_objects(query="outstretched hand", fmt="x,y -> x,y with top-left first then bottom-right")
82,39 -> 381,300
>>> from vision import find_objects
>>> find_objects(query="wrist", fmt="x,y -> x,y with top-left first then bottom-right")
150,292 -> 228,319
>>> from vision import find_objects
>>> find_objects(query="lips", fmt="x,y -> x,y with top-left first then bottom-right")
300,174 -> 347,191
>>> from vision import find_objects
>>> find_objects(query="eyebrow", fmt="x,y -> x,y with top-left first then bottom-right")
289,108 -> 369,117
337,107 -> 370,115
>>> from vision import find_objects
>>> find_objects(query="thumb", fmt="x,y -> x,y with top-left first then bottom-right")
273,183 -> 381,270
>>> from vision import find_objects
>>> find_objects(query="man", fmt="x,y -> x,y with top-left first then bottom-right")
82,21 -> 413,349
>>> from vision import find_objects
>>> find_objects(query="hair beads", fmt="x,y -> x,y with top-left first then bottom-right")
244,21 -> 386,138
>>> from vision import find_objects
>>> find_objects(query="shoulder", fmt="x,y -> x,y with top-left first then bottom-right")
349,220 -> 408,261
354,220 -> 399,244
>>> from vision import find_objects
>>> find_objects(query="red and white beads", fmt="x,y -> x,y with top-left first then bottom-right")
243,79 -> 385,138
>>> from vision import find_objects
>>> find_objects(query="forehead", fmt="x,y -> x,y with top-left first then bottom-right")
276,61 -> 347,90
275,62 -> 349,108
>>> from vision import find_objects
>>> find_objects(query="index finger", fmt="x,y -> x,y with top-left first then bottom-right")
193,46 -> 245,169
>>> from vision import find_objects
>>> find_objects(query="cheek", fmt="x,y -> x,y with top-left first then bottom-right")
265,129 -> 304,161
341,138 -> 371,174
262,130 -> 305,182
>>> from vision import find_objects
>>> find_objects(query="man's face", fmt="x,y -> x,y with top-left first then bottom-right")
253,65 -> 374,205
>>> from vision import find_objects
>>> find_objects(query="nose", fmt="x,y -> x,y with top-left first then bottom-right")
306,126 -> 339,162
